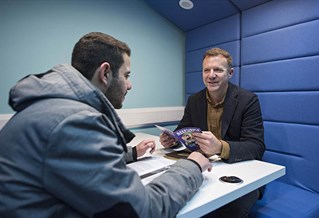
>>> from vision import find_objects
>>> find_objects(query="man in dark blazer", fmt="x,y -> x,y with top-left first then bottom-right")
160,48 -> 265,218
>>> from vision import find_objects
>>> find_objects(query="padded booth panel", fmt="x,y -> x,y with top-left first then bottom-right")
241,56 -> 319,92
241,1 -> 319,217
185,71 -> 205,94
242,0 -> 319,37
257,92 -> 319,125
186,14 -> 240,51
250,181 -> 319,218
263,122 -> 319,193
242,19 -> 319,65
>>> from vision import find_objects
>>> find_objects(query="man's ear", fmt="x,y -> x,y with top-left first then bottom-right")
99,62 -> 111,84
228,68 -> 234,79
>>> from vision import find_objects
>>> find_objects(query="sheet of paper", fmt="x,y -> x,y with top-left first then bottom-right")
128,155 -> 176,184
128,155 -> 175,176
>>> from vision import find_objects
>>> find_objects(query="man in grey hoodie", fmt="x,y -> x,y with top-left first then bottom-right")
0,32 -> 212,218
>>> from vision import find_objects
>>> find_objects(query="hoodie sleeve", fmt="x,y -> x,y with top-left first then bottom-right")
124,146 -> 137,163
43,110 -> 203,218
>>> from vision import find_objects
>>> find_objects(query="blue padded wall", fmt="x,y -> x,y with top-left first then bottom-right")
242,20 -> 319,65
263,122 -> 319,193
186,14 -> 240,51
241,0 -> 319,38
241,0 -> 319,194
241,56 -> 319,92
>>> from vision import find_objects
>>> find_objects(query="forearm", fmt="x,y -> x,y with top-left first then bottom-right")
145,159 -> 203,218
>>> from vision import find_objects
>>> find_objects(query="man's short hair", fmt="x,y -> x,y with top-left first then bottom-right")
203,48 -> 232,68
72,32 -> 131,80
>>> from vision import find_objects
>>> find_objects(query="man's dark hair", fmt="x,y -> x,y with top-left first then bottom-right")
71,32 -> 131,80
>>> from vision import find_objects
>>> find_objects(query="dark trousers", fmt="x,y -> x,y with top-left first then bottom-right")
201,189 -> 260,218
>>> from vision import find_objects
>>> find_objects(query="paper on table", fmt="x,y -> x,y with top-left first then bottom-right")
128,153 -> 221,185
128,155 -> 176,177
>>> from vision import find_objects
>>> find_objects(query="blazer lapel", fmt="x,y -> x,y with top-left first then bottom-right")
221,83 -> 238,138
197,89 -> 208,130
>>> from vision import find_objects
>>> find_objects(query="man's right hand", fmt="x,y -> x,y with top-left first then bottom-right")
188,152 -> 212,172
159,133 -> 178,148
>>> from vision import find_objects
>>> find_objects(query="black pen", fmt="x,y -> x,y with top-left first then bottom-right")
140,165 -> 172,179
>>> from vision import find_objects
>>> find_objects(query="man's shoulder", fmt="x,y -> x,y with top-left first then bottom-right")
189,89 -> 206,100
229,83 -> 256,98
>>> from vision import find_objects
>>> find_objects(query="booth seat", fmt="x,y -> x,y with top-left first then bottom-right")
249,122 -> 319,217
250,181 -> 319,218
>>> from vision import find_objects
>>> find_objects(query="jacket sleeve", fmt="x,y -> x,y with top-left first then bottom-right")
225,94 -> 265,163
43,111 -> 203,218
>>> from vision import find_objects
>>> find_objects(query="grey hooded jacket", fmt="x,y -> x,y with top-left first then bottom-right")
0,64 -> 203,218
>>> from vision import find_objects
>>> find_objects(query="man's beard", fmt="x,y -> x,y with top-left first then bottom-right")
104,81 -> 124,109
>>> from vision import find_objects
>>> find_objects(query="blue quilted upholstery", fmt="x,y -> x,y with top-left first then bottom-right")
242,0 -> 319,37
250,181 -> 319,218
257,92 -> 319,125
186,14 -> 240,51
241,56 -> 319,92
242,20 -> 319,65
262,122 -> 319,193
243,1 -> 319,217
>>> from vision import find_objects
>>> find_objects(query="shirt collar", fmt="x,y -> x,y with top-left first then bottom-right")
206,90 -> 225,108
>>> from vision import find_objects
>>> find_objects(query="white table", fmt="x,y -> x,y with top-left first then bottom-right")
128,132 -> 285,218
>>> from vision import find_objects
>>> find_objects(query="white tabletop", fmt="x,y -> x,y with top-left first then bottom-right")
128,132 -> 285,218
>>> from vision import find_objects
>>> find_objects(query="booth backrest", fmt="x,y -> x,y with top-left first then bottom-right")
240,0 -> 319,195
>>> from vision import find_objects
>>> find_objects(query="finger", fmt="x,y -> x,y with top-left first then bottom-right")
202,131 -> 212,135
160,132 -> 169,138
148,141 -> 155,148
143,139 -> 155,144
160,132 -> 168,137
163,141 -> 174,148
162,142 -> 171,148
161,137 -> 174,146
159,135 -> 169,143
150,145 -> 155,153
201,161 -> 212,172
193,133 -> 207,141
145,141 -> 155,150
198,143 -> 207,151
192,132 -> 201,137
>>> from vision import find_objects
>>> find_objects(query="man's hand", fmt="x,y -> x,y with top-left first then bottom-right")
159,133 -> 178,148
187,152 -> 212,172
136,139 -> 156,157
192,131 -> 222,157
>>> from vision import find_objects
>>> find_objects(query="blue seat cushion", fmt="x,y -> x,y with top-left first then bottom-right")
250,181 -> 319,218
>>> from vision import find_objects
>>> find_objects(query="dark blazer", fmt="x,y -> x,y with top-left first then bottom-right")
176,82 -> 265,163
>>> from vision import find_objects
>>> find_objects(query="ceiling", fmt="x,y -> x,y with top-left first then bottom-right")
143,0 -> 271,31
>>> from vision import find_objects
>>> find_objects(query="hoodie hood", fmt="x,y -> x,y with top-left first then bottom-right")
9,64 -> 105,113
9,63 -> 135,147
